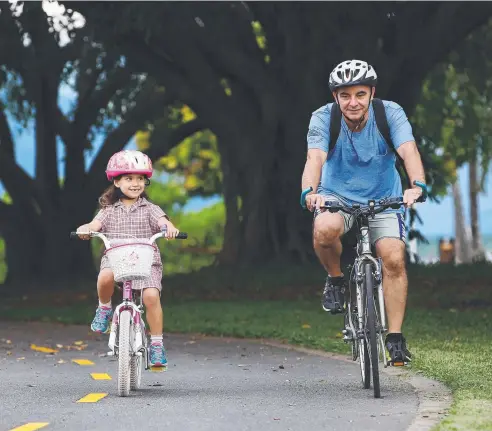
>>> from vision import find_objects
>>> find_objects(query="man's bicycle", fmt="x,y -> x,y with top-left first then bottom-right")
70,228 -> 187,397
301,181 -> 427,398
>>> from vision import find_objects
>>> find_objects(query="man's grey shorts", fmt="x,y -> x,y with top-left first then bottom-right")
313,194 -> 406,246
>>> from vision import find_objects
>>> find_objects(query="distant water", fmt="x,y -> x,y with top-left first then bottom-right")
416,234 -> 492,261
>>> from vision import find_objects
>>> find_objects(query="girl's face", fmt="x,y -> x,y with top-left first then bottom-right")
114,174 -> 146,200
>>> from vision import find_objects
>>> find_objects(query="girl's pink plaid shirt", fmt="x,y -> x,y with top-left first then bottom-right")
95,197 -> 167,291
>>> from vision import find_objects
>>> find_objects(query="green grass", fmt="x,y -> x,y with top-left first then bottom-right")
2,299 -> 491,430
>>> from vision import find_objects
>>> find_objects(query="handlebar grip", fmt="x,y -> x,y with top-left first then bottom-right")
176,232 -> 188,239
413,180 -> 428,202
300,187 -> 313,209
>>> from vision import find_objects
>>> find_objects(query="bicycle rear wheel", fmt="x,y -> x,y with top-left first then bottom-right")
118,310 -> 132,397
364,262 -> 381,398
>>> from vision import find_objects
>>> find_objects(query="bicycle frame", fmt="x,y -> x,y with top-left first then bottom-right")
108,281 -> 149,369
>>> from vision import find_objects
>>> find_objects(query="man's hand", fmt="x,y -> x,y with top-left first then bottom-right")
305,193 -> 326,212
403,187 -> 423,207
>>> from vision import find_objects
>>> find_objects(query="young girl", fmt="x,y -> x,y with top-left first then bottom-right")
77,150 -> 180,368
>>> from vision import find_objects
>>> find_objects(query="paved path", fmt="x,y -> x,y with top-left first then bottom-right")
0,321 -> 419,431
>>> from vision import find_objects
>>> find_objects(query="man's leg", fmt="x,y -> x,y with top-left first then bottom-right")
313,211 -> 345,276
375,238 -> 407,334
372,213 -> 412,363
313,209 -> 348,313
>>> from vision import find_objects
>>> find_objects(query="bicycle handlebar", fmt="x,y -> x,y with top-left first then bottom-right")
70,231 -> 188,250
321,196 -> 411,217
300,180 -> 428,211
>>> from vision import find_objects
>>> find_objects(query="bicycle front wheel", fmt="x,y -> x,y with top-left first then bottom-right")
117,310 -> 132,397
130,323 -> 144,390
364,262 -> 381,399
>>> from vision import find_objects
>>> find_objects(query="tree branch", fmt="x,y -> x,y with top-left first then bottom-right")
85,88 -> 177,196
0,200 -> 15,226
73,66 -> 133,138
0,103 -> 15,157
56,107 -> 71,145
146,118 -> 207,162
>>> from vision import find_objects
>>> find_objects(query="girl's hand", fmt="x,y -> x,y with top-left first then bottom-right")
76,224 -> 91,240
161,222 -> 180,240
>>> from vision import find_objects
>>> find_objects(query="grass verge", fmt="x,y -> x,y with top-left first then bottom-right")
1,299 -> 491,430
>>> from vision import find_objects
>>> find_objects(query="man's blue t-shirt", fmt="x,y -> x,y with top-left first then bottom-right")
307,100 -> 415,213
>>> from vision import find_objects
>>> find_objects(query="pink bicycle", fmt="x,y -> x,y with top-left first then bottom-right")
71,227 -> 187,396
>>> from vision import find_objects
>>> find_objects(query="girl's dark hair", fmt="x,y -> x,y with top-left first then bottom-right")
98,175 -> 150,208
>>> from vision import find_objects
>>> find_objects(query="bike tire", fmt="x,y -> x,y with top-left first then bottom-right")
118,310 -> 132,397
130,323 -> 144,390
358,296 -> 371,389
364,262 -> 381,398
130,355 -> 142,390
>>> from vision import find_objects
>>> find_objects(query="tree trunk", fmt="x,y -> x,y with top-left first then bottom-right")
222,107 -> 315,264
0,204 -> 97,293
216,149 -> 241,265
468,155 -> 486,261
452,175 -> 472,264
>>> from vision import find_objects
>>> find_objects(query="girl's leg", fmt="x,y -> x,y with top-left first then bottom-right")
143,287 -> 163,335
143,287 -> 167,367
97,268 -> 115,304
91,269 -> 115,334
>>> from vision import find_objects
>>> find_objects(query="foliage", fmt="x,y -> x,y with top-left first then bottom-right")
137,105 -> 221,197
160,201 -> 225,275
412,21 -> 492,190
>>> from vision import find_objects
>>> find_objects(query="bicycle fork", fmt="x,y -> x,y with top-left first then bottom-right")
107,282 -> 148,368
343,255 -> 386,357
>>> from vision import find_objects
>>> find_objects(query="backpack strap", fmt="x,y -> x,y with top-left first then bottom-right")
329,102 -> 342,153
372,98 -> 411,188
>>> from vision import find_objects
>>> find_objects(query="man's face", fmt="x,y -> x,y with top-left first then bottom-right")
333,85 -> 374,121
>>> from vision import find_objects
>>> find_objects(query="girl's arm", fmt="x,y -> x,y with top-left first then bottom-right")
157,215 -> 174,230
76,219 -> 102,240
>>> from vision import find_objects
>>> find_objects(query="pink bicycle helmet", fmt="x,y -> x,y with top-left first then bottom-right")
106,150 -> 153,181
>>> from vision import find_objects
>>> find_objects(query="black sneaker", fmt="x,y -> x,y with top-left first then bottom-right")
385,333 -> 412,366
322,276 -> 346,314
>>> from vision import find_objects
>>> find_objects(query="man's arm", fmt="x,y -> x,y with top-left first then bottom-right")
302,148 -> 327,193
397,141 -> 426,187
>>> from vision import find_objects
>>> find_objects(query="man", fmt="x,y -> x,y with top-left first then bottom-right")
301,59 -> 426,363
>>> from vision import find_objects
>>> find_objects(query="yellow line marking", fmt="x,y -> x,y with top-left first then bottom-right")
30,344 -> 58,354
72,359 -> 94,366
90,373 -> 112,380
9,423 -> 49,431
76,393 -> 108,403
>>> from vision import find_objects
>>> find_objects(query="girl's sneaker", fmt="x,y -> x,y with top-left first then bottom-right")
149,343 -> 168,368
90,306 -> 113,333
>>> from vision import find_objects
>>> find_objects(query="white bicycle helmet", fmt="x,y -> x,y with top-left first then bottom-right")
329,60 -> 378,91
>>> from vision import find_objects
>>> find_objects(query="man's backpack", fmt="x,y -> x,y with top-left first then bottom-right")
329,98 -> 410,188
